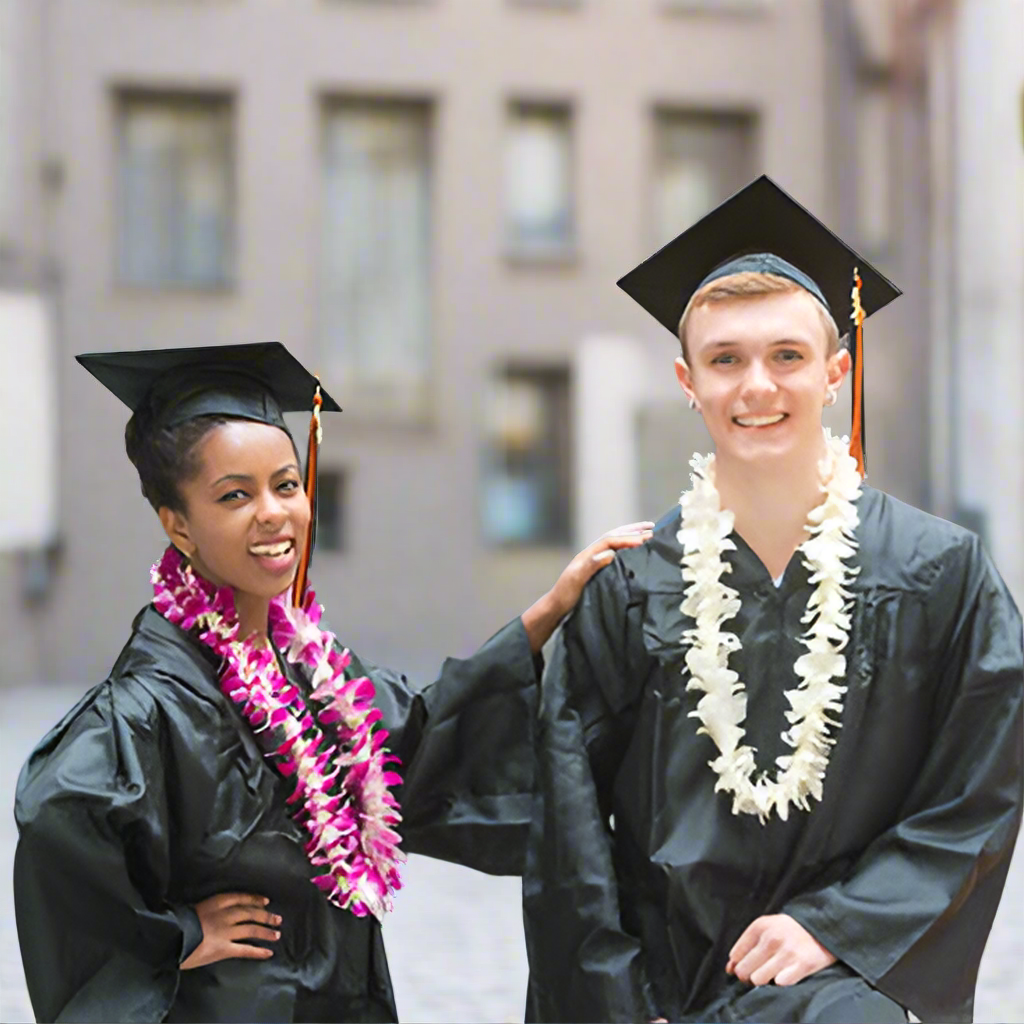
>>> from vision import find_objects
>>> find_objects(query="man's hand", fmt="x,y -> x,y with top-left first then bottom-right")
522,522 -> 654,653
726,914 -> 835,987
181,892 -> 281,970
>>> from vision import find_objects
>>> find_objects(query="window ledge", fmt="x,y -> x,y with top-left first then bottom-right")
322,0 -> 435,6
507,0 -> 584,9
112,279 -> 236,296
660,0 -> 772,17
503,243 -> 580,268
484,539 -> 574,551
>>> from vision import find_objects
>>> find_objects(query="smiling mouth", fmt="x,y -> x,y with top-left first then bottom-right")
249,540 -> 295,557
733,414 -> 787,428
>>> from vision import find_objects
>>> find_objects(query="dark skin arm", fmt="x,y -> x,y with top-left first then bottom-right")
521,522 -> 654,653
182,526 -> 655,971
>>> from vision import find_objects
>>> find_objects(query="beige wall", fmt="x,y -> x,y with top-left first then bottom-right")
948,0 -> 1024,604
2,0 -> 907,687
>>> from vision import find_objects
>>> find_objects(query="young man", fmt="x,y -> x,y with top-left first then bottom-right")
523,177 -> 1023,1024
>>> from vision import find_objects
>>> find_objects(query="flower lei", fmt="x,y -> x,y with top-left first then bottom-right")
151,546 -> 404,920
678,430 -> 862,823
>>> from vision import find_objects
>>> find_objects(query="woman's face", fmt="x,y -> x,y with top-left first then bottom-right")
160,420 -> 310,601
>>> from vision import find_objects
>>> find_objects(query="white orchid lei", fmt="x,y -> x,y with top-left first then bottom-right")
678,430 -> 862,823
151,545 -> 404,920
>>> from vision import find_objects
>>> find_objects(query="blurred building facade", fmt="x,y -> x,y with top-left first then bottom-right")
0,0 -> 1020,689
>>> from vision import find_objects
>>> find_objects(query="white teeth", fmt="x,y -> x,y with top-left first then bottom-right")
250,541 -> 292,557
736,414 -> 785,427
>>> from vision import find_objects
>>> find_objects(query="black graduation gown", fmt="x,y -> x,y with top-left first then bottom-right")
523,486 -> 1024,1024
14,605 -> 538,1023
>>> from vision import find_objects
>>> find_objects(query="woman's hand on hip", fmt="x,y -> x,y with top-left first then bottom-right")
180,892 -> 281,970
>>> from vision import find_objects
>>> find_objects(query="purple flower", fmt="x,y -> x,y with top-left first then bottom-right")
151,544 -> 405,921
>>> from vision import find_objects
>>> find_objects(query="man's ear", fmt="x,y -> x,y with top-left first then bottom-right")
675,356 -> 699,408
157,506 -> 196,559
826,347 -> 852,392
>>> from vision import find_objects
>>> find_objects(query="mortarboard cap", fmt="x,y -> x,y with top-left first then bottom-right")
616,174 -> 900,338
616,175 -> 902,475
77,341 -> 337,607
76,341 -> 341,430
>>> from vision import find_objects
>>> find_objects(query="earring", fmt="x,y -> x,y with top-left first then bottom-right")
825,390 -> 838,407
688,396 -> 697,410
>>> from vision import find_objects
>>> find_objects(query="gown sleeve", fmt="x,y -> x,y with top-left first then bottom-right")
14,679 -> 203,1024
522,559 -> 659,1024
347,617 -> 541,875
784,536 -> 1024,1024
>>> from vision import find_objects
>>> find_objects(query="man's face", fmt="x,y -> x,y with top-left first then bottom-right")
676,289 -> 848,465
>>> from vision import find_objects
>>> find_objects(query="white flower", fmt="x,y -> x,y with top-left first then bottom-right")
679,430 -> 861,823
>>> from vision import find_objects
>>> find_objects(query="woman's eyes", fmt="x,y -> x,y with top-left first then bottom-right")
217,480 -> 301,503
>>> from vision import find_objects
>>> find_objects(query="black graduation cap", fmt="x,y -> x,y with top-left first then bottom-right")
617,175 -> 902,474
77,341 -> 337,606
76,341 -> 341,428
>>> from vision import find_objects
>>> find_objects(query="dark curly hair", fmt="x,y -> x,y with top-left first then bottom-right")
125,409 -> 301,514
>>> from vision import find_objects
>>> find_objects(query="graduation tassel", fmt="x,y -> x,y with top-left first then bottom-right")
849,268 -> 866,477
292,383 -> 323,607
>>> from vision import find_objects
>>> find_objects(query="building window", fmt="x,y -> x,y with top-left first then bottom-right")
661,0 -> 770,13
855,84 -> 891,254
321,98 -> 432,421
508,0 -> 583,7
504,102 -> 574,258
481,365 -> 571,546
116,91 -> 235,287
315,469 -> 346,553
652,109 -> 757,247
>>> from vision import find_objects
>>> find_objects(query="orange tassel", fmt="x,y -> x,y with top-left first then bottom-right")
849,270 -> 866,478
292,385 -> 323,607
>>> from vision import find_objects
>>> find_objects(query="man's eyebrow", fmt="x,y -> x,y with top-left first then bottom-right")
702,337 -> 814,350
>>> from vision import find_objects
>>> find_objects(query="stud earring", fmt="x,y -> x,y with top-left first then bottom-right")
688,396 -> 697,410
825,390 -> 838,407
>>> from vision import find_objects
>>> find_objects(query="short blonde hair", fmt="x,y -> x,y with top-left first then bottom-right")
677,271 -> 841,363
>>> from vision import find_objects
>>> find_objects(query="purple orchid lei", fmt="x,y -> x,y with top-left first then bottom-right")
151,545 -> 404,921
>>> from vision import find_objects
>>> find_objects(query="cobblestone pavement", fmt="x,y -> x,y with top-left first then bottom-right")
2,684 -> 1022,1023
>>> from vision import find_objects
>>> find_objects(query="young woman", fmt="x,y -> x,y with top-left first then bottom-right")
14,342 -> 652,1024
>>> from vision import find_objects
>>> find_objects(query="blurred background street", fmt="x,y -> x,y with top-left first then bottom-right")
1,0 -> 1021,1020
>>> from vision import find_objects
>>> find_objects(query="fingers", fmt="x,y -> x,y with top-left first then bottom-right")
210,892 -> 270,911
603,521 -> 655,537
230,923 -> 281,944
774,961 -> 812,987
732,940 -> 775,984
727,914 -> 834,988
226,906 -> 281,928
182,893 -> 283,970
600,532 -> 653,549
728,918 -> 763,968
224,942 -> 275,961
749,953 -> 788,987
589,526 -> 654,563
